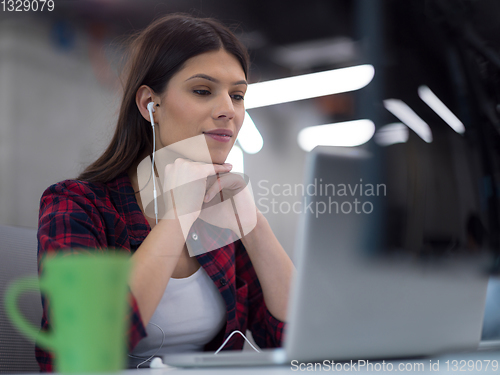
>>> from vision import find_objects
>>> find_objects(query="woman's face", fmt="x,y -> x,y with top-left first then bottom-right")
154,49 -> 247,165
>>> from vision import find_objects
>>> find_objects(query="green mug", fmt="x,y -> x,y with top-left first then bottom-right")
5,252 -> 131,373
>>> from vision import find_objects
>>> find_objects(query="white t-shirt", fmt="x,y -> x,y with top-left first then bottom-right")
130,266 -> 226,360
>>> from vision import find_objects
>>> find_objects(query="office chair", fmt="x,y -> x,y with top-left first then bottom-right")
0,225 -> 41,373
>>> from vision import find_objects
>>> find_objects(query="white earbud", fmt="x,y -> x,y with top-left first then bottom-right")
147,102 -> 155,127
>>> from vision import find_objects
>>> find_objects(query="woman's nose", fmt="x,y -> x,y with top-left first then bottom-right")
213,94 -> 235,120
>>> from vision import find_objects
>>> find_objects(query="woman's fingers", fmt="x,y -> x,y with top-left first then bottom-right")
204,175 -> 224,203
162,159 -> 233,220
212,163 -> 233,175
204,172 -> 245,202
200,172 -> 258,236
196,163 -> 232,186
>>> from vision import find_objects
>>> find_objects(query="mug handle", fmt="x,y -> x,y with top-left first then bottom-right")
4,276 -> 54,350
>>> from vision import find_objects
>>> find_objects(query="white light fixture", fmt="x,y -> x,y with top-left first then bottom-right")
237,112 -> 264,154
297,119 -> 375,152
374,123 -> 409,147
226,144 -> 244,174
383,99 -> 433,143
418,85 -> 465,134
245,64 -> 375,109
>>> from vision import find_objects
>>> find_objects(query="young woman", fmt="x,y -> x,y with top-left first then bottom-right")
36,14 -> 294,370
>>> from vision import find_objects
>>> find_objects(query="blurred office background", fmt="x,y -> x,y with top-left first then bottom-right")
1,0 -> 500,260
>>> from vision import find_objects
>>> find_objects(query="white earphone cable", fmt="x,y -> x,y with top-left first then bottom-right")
127,322 -> 166,368
151,124 -> 158,225
214,330 -> 261,354
147,101 -> 158,225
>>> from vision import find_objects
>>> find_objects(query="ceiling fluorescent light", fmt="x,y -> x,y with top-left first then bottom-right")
297,119 -> 375,152
237,112 -> 264,154
245,64 -> 374,109
418,85 -> 465,134
383,99 -> 433,143
374,123 -> 409,146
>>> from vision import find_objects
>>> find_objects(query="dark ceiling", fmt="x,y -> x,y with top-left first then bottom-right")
46,0 -> 353,46
37,1 -> 500,48
15,0 -> 497,81
4,0 -> 499,81
4,0 -> 500,116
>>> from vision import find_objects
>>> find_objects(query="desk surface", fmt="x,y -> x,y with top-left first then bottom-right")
3,348 -> 498,375
124,349 -> 500,374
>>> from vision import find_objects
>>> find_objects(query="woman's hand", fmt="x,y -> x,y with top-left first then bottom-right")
199,172 -> 257,237
162,159 -> 232,228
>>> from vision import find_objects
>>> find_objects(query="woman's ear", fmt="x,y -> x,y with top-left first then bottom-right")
136,85 -> 160,123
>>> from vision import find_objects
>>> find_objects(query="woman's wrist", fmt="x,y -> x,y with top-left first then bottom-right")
240,209 -> 267,248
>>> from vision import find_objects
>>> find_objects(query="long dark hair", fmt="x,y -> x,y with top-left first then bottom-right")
77,14 -> 249,183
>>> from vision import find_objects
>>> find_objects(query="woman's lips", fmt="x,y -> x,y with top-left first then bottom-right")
203,129 -> 233,143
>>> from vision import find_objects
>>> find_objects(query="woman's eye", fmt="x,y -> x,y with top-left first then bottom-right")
231,94 -> 244,101
194,89 -> 211,96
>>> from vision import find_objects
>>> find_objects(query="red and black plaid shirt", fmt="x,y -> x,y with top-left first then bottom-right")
36,172 -> 285,372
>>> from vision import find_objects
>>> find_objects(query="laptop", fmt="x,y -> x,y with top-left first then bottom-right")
163,145 -> 497,367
